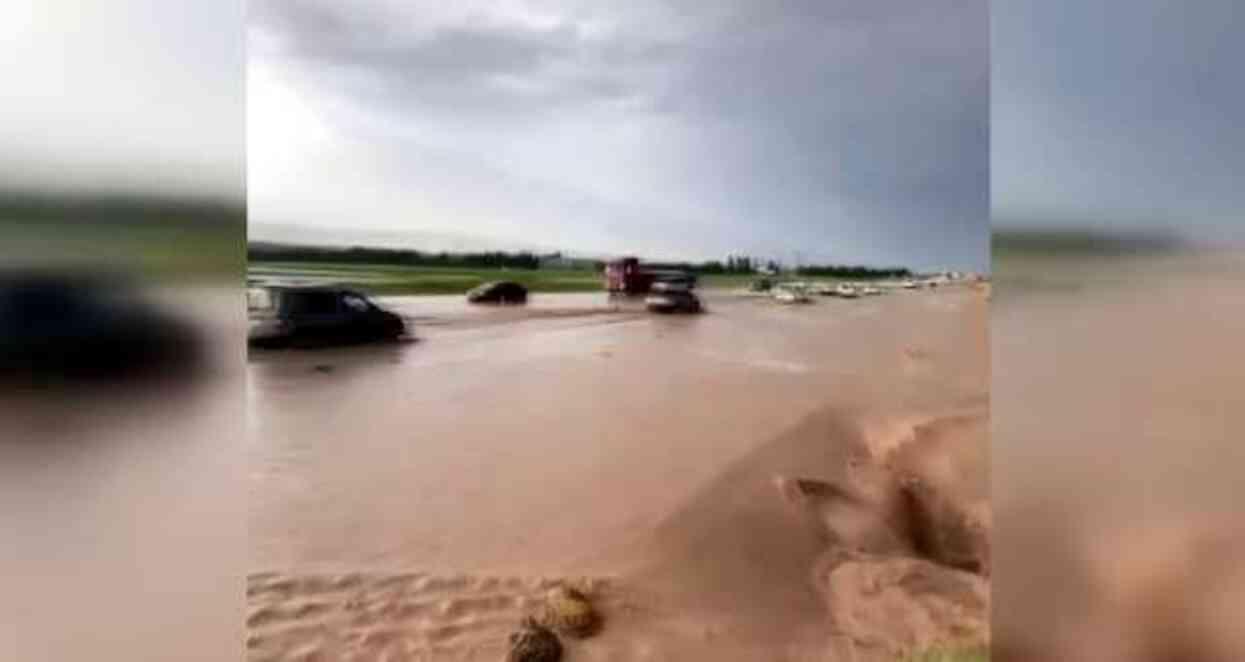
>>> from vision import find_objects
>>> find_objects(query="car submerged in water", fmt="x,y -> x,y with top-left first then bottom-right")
0,270 -> 203,382
248,285 -> 406,348
466,280 -> 528,304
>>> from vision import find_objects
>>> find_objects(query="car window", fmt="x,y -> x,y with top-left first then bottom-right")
247,288 -> 275,312
284,291 -> 339,315
341,294 -> 371,313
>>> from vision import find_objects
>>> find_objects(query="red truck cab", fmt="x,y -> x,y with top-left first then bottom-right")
605,257 -> 653,294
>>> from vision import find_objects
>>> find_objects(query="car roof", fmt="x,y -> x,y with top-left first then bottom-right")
256,285 -> 361,295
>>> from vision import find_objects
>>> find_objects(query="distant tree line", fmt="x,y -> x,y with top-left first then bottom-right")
685,256 -> 910,279
1,191 -> 243,228
248,243 -> 914,278
248,243 -> 545,270
653,255 -> 781,274
991,228 -> 1184,256
794,264 -> 911,279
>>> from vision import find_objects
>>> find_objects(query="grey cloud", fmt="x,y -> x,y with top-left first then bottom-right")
250,0 -> 989,271
251,1 -> 676,114
994,0 -> 1244,241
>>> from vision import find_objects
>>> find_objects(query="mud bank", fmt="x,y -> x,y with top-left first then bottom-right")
629,404 -> 991,662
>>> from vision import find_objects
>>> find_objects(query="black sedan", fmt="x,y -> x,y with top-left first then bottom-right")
466,281 -> 528,304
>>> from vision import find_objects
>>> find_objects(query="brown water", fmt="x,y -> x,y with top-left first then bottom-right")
0,287 -> 245,662
248,288 -> 987,571
992,250 -> 1245,661
247,286 -> 989,660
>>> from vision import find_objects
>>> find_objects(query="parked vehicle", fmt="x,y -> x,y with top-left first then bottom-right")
467,281 -> 528,304
810,282 -> 837,296
645,288 -> 702,313
749,278 -> 774,292
834,283 -> 860,298
248,286 -> 405,348
774,285 -> 812,304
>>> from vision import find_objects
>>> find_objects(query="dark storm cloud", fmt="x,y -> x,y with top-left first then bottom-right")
994,0 -> 1244,241
250,0 -> 989,270
250,0 -> 673,112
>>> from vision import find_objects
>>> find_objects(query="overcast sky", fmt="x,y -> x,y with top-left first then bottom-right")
993,0 -> 1243,244
1,1 -> 244,200
248,0 -> 989,270
7,2 -> 1236,267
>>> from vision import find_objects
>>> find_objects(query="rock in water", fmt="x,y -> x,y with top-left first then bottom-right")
507,617 -> 562,662
538,585 -> 602,638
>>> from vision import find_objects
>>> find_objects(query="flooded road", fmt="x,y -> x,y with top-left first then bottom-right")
248,287 -> 987,574
1,287 -> 245,662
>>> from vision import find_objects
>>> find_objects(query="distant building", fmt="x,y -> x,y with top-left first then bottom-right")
538,254 -> 577,270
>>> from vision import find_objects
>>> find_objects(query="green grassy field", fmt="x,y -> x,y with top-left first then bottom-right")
248,260 -> 760,295
905,646 -> 990,662
3,218 -> 244,280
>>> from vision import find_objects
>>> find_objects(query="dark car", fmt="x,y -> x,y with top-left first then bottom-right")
248,286 -> 406,348
466,281 -> 528,304
0,271 -> 202,382
645,287 -> 702,313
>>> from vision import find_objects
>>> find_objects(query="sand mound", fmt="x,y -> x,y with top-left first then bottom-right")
771,453 -> 990,659
768,408 -> 990,660
819,554 -> 989,661
627,405 -> 990,660
775,408 -> 990,572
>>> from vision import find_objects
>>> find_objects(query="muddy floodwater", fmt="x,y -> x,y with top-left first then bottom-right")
247,286 -> 990,660
249,289 -> 986,571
